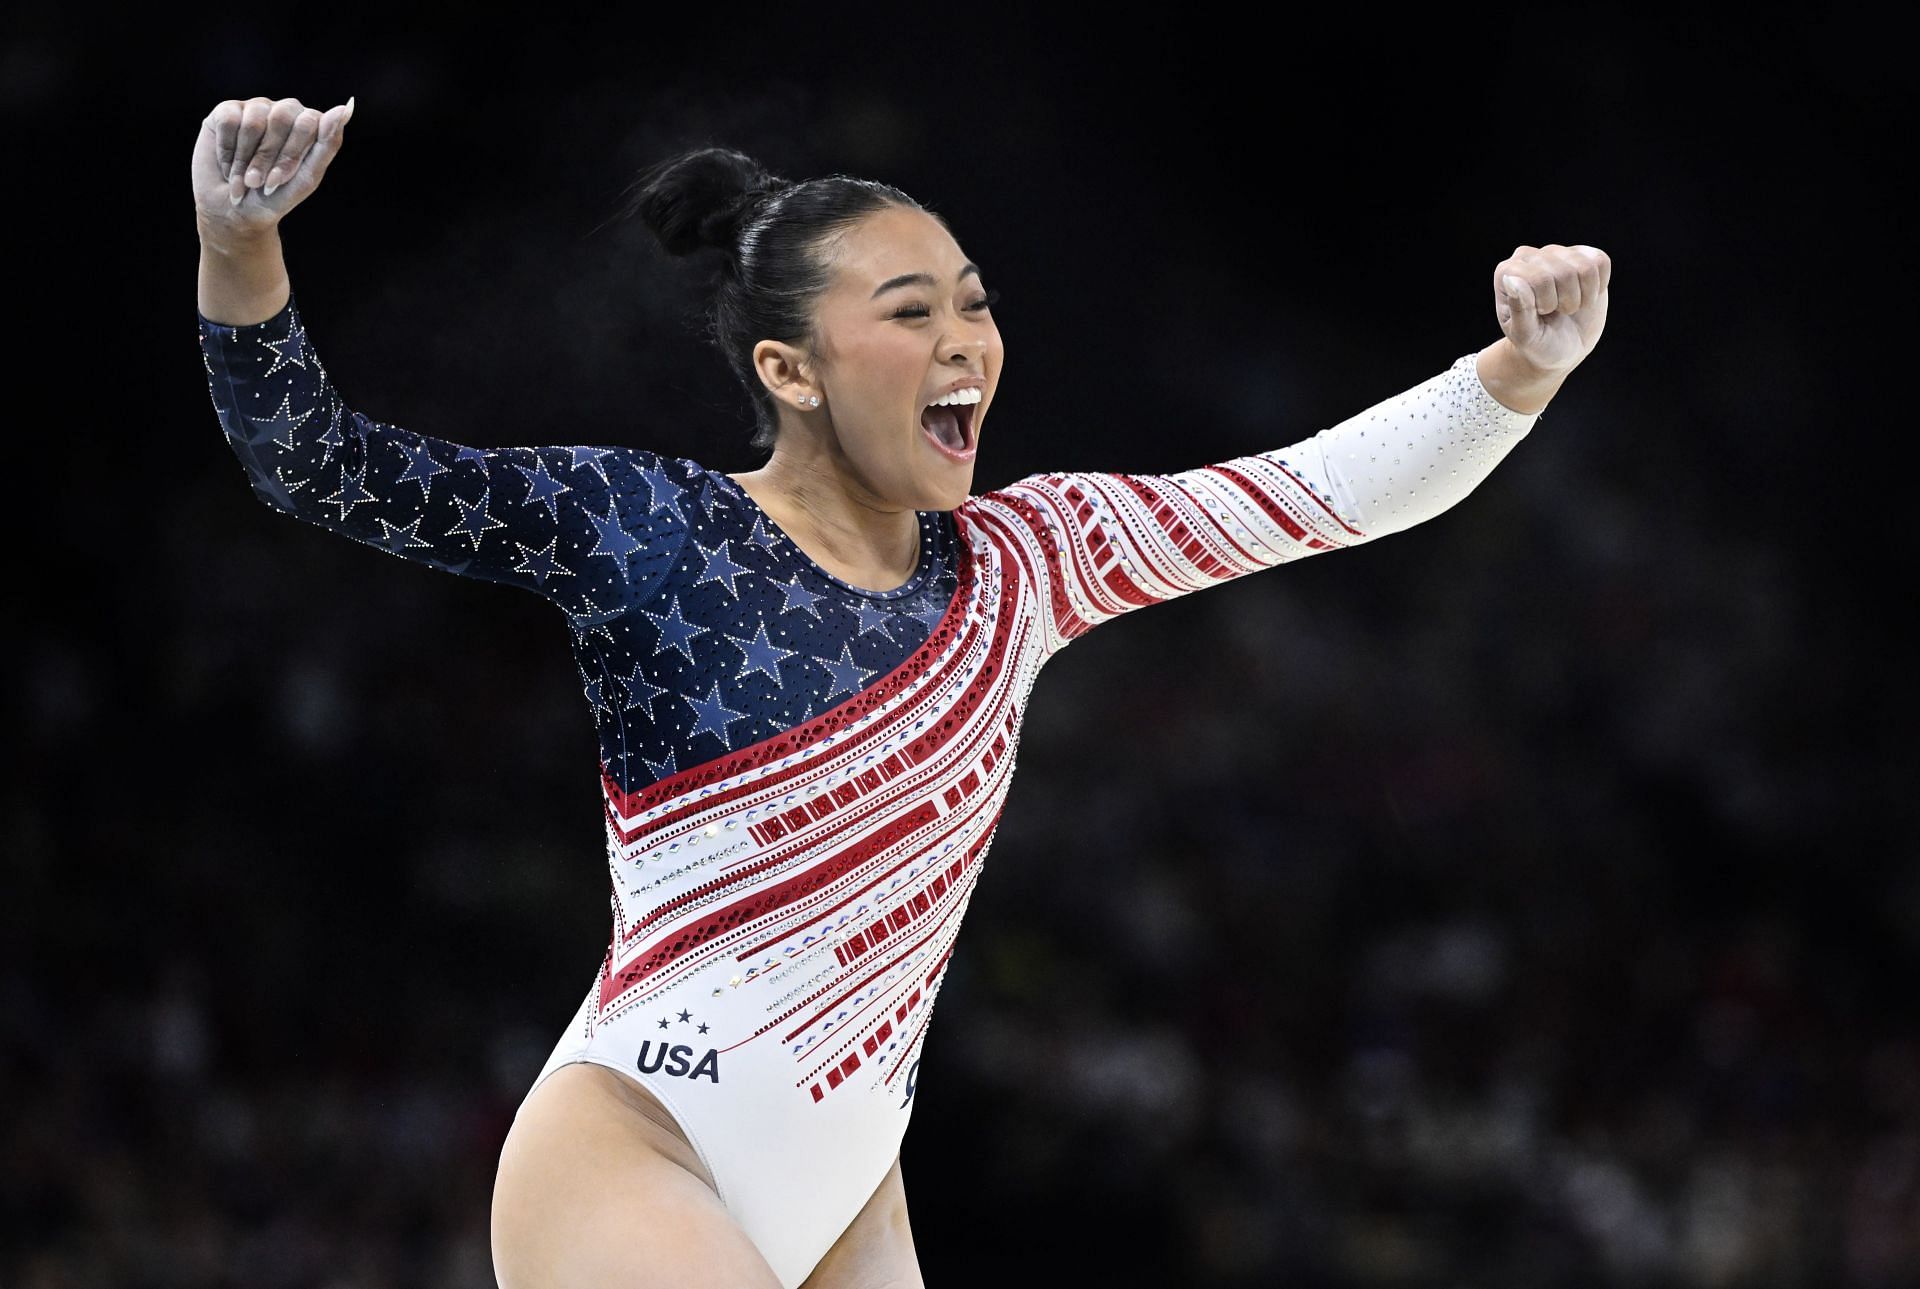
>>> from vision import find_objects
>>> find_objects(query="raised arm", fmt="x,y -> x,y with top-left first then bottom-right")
192,96 -> 688,609
963,244 -> 1610,654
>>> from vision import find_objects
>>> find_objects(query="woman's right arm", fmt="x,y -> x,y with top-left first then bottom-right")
193,97 -> 688,608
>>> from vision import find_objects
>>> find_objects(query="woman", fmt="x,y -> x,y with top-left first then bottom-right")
192,95 -> 1609,1288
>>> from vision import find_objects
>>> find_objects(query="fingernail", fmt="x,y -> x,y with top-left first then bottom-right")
229,187 -> 243,206
245,168 -> 260,186
345,94 -> 355,117
263,182 -> 279,197
1502,274 -> 1526,296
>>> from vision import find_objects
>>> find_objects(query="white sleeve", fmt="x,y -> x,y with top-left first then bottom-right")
962,353 -> 1539,652
1272,352 -> 1539,538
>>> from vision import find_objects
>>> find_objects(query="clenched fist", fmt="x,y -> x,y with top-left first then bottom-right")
1492,243 -> 1610,376
192,96 -> 354,239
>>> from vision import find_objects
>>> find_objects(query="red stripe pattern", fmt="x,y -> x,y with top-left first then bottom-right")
585,354 -> 1536,1103
962,452 -> 1362,654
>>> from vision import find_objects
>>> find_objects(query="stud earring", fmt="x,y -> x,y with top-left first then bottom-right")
806,396 -> 819,407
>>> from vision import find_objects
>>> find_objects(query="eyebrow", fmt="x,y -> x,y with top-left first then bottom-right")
871,264 -> 981,299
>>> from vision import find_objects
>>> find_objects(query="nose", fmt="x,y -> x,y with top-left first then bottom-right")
940,333 -> 988,369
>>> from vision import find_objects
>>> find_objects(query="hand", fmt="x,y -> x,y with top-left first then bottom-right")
192,96 -> 354,241
1492,243 -> 1610,376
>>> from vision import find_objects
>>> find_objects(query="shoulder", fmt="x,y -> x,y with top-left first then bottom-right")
601,447 -> 713,491
955,474 -> 1067,532
539,446 -> 708,523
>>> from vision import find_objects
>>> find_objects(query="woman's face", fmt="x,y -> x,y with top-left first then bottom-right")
796,204 -> 1003,512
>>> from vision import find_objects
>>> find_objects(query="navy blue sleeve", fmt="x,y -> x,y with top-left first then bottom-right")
197,290 -> 688,608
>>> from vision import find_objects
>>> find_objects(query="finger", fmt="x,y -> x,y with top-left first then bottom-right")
1543,245 -> 1582,315
262,106 -> 323,197
1521,266 -> 1558,316
206,101 -> 240,204
224,98 -> 270,206
244,97 -> 305,190
1500,273 -> 1540,347
1510,248 -> 1560,314
229,97 -> 273,184
1561,246 -> 1600,314
284,100 -> 354,199
1574,244 -> 1611,297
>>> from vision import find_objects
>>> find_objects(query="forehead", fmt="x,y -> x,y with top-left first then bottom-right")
824,205 -> 968,289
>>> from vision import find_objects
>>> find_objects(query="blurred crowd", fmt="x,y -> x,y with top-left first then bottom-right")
6,408 -> 1910,1283
10,22 -> 1910,1286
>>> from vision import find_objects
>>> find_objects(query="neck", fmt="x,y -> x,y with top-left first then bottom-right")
731,434 -> 921,590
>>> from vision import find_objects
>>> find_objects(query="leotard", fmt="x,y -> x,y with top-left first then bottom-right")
197,292 -> 1536,1287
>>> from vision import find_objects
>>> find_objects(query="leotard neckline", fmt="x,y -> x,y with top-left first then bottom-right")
711,469 -> 947,602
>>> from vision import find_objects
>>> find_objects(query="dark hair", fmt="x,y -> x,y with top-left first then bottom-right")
617,145 -> 930,452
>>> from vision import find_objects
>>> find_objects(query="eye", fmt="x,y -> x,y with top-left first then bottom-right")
892,288 -> 1000,320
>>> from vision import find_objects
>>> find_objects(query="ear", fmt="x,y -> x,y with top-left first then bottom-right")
752,338 -> 820,412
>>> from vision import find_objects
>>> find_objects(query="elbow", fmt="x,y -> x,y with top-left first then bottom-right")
250,482 -> 286,513
221,430 -> 298,518
239,462 -> 299,517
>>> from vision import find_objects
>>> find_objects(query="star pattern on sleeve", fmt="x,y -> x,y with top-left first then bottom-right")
565,603 -> 624,649
569,445 -> 614,485
511,454 -> 572,521
689,477 -> 724,519
253,391 -> 316,453
447,487 -> 509,550
512,536 -> 574,586
260,313 -> 310,376
321,462 -> 378,520
635,458 -> 689,525
378,515 -> 433,550
586,496 -> 644,581
317,402 -> 348,462
198,290 -> 682,608
394,438 -> 452,503
200,291 -> 980,800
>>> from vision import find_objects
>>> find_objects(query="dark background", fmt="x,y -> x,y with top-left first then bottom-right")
7,11 -> 1912,1287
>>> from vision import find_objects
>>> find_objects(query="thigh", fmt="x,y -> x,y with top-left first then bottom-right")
798,1153 -> 925,1289
493,1062 -> 783,1289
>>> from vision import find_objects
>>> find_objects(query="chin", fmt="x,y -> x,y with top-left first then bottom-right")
925,471 -> 975,512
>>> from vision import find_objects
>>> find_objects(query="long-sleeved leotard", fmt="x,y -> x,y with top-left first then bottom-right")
197,292 -> 1535,1289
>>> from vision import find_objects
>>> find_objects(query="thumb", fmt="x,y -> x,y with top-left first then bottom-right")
1499,273 -> 1540,348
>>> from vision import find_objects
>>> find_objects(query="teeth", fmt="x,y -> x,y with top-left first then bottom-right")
927,387 -> 983,408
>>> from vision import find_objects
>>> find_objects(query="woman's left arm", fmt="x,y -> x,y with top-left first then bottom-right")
962,244 -> 1610,653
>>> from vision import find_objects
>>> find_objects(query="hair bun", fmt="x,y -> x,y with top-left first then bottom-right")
624,146 -> 790,258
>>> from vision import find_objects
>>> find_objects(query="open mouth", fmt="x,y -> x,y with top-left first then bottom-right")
918,398 -> 978,462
